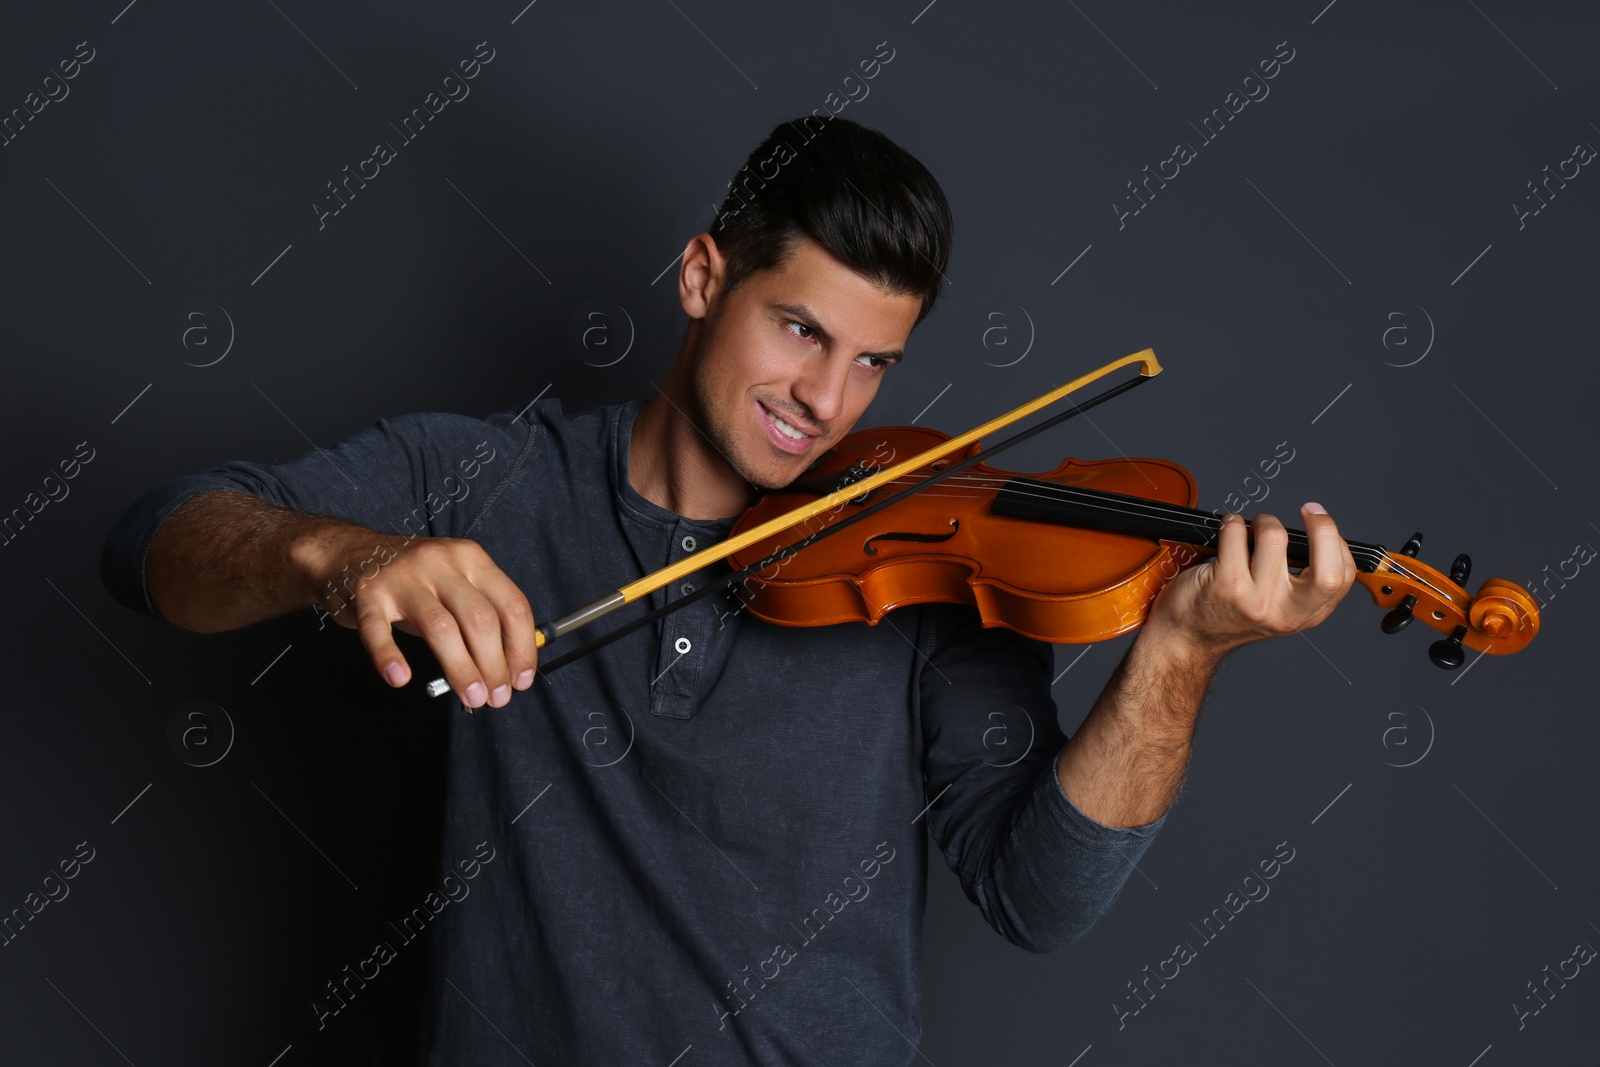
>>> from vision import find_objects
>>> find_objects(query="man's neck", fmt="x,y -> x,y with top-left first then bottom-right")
629,368 -> 753,522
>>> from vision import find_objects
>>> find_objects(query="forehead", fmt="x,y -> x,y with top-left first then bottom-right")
736,235 -> 922,338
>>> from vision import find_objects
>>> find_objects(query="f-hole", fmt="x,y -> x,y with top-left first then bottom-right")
863,519 -> 959,556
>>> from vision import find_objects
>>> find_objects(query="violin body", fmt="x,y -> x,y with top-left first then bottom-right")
727,425 -> 1541,661
729,426 -> 1203,643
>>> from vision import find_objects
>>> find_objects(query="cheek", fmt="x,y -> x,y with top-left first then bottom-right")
744,333 -> 795,384
742,351 -> 806,403
844,373 -> 882,416
711,320 -> 782,385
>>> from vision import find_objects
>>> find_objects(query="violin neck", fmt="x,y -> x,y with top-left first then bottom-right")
992,477 -> 1386,574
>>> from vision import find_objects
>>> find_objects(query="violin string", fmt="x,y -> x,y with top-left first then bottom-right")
862,471 -> 1326,545
829,469 -> 1421,583
805,470 -> 1470,613
870,476 -> 1460,601
867,470 -> 1364,551
872,472 -> 1356,546
873,481 -> 1394,576
882,472 -> 1459,600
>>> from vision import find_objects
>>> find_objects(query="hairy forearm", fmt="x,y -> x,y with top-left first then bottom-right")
1054,625 -> 1223,828
146,489 -> 372,633
1052,507 -> 1356,830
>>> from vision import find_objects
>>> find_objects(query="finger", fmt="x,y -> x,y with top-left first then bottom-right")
353,594 -> 412,688
473,566 -> 539,689
398,587 -> 491,708
1247,511 -> 1290,593
1213,511 -> 1251,585
434,573 -> 514,707
409,601 -> 489,710
1295,502 -> 1356,607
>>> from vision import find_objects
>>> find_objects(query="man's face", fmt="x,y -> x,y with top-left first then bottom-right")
687,234 -> 923,491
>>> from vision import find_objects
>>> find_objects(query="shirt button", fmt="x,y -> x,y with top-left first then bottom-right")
674,636 -> 692,654
680,582 -> 695,596
680,535 -> 697,553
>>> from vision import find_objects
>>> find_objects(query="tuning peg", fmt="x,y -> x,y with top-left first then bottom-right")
1449,553 -> 1472,586
1399,532 -> 1424,558
1382,594 -> 1418,634
1429,624 -> 1469,670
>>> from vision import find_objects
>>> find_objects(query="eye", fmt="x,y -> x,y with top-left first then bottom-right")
854,353 -> 888,370
784,319 -> 817,343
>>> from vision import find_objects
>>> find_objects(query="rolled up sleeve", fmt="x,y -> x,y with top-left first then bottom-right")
916,604 -> 1164,953
99,409 -> 530,619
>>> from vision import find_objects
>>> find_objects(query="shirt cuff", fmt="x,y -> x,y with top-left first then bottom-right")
1043,754 -> 1167,849
100,476 -> 241,618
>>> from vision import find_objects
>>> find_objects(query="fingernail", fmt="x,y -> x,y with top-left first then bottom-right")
1304,501 -> 1327,515
385,662 -> 407,686
492,685 -> 510,707
516,669 -> 534,689
465,681 -> 487,706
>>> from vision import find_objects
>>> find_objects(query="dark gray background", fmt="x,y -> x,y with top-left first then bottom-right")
2,1 -> 1596,1063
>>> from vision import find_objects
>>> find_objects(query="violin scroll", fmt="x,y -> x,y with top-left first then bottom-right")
1354,546 -> 1539,668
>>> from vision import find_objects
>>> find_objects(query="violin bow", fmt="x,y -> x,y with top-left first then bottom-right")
426,348 -> 1162,694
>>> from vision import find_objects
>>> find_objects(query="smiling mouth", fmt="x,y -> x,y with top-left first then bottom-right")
757,401 -> 822,454
767,408 -> 813,440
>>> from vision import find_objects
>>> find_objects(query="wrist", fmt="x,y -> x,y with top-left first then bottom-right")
1134,613 -> 1235,673
1110,620 -> 1225,743
287,518 -> 371,611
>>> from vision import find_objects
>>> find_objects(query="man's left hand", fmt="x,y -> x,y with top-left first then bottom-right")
1142,502 -> 1358,661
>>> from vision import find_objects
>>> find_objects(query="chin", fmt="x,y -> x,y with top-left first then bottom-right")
742,462 -> 800,492
735,446 -> 813,493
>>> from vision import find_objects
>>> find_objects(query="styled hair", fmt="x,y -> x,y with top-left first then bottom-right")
708,115 -> 953,326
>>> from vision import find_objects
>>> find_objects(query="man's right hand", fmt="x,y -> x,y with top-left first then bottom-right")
144,490 -> 537,709
305,530 -> 539,709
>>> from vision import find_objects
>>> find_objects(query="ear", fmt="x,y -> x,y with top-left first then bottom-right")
678,233 -> 726,320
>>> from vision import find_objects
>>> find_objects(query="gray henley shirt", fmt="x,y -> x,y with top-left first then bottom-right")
99,395 -> 1165,1065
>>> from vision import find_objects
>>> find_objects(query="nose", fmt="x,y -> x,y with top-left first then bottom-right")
790,349 -> 853,425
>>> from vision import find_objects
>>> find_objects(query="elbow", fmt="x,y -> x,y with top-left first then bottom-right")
1006,929 -> 1068,955
982,889 -> 1114,955
1001,917 -> 1098,955
1017,932 -> 1079,955
98,525 -> 155,619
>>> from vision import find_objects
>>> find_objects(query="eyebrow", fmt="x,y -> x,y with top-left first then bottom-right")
772,302 -> 904,363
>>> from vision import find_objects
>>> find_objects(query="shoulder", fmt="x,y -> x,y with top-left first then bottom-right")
437,395 -> 637,532
496,394 -> 639,477
369,405 -> 530,463
363,392 -> 619,474
510,395 -> 625,449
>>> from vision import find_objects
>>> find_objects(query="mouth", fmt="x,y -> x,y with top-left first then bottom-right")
756,400 -> 821,455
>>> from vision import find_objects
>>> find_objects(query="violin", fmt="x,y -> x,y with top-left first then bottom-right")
725,425 -> 1540,669
423,349 -> 1537,694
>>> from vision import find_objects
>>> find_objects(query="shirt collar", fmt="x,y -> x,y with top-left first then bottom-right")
610,396 -> 739,535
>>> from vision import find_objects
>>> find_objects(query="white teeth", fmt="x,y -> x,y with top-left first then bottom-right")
769,410 -> 805,440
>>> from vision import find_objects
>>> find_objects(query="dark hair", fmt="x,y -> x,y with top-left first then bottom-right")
708,115 -> 953,326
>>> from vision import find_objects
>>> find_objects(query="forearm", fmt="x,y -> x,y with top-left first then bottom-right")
146,488 -> 375,633
1054,623 -> 1223,828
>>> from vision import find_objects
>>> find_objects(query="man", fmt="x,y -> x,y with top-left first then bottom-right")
101,116 -> 1355,1064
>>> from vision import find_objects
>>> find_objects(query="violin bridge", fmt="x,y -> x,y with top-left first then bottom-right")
836,459 -> 883,504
